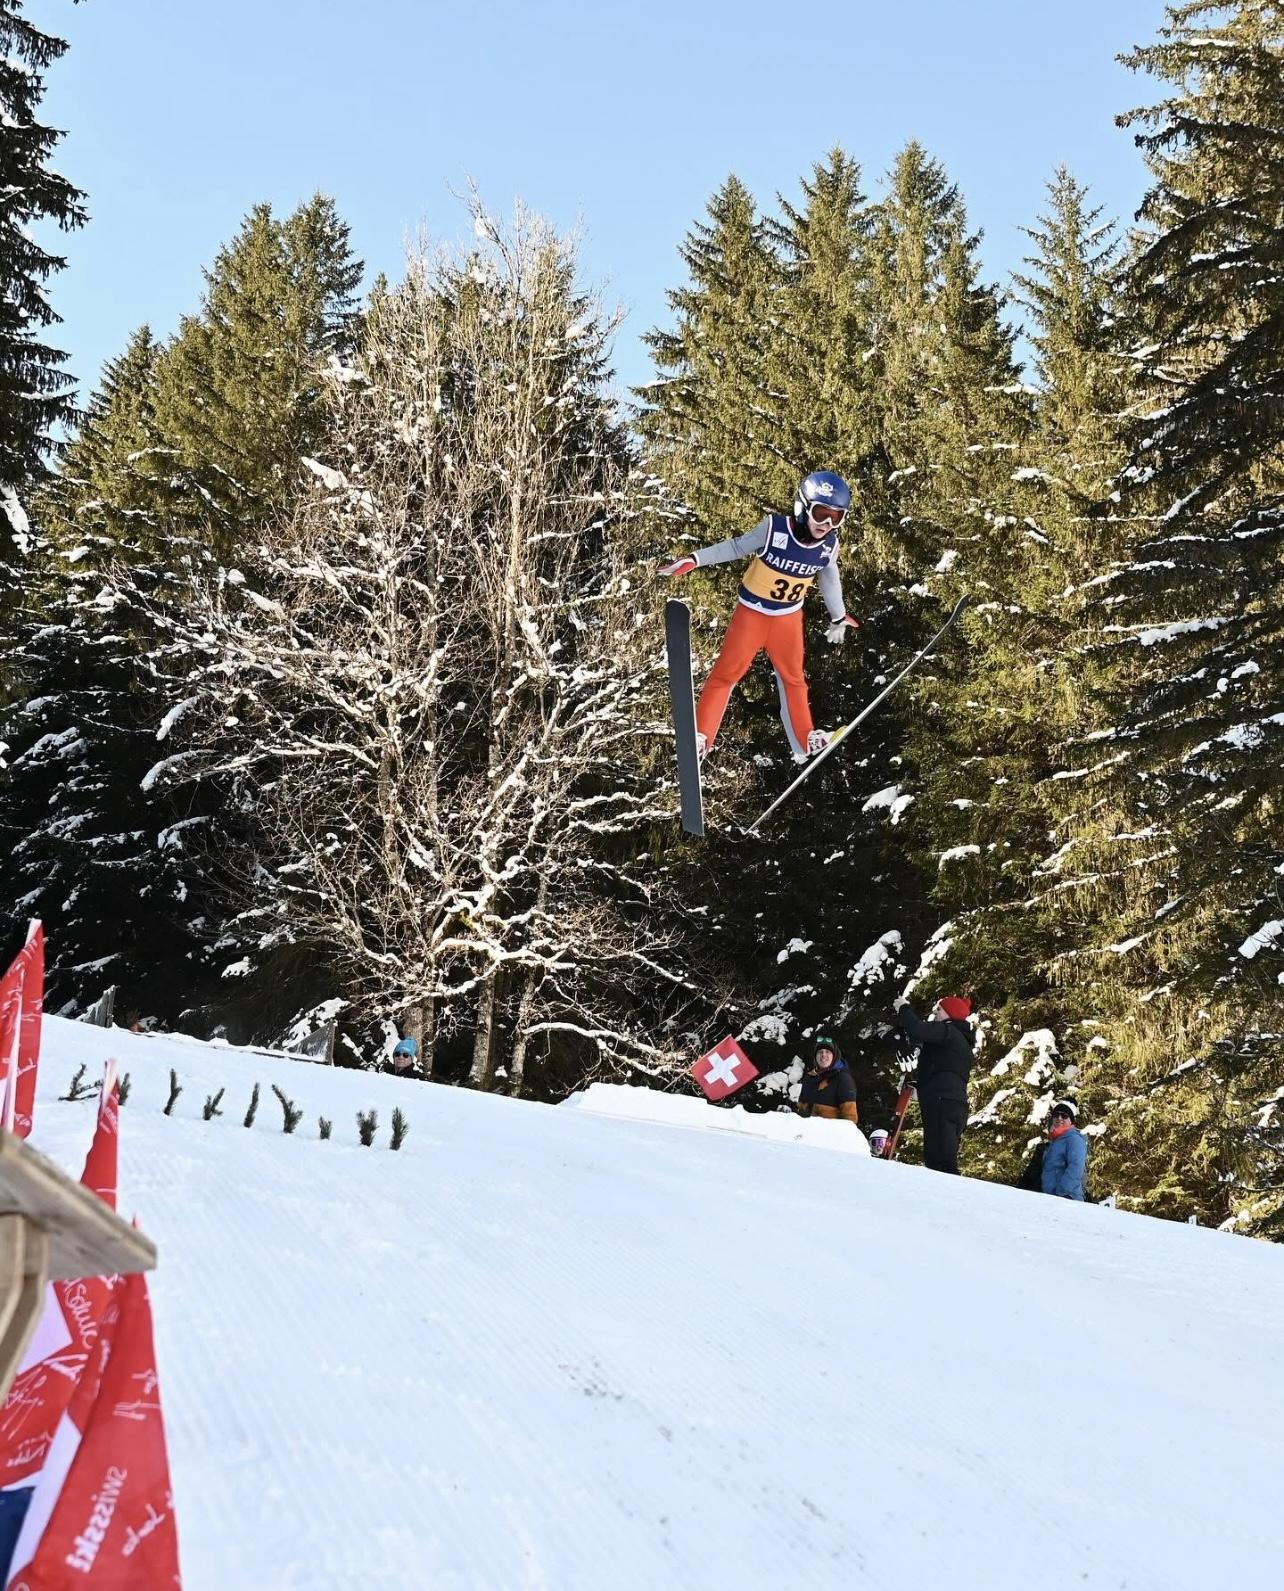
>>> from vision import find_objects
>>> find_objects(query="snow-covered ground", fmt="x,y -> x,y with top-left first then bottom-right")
30,1018 -> 1284,1590
566,1080 -> 869,1152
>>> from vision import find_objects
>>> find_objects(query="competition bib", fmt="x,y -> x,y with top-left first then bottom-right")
737,513 -> 838,615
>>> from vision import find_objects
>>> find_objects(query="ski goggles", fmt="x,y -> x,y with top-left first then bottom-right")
807,502 -> 846,528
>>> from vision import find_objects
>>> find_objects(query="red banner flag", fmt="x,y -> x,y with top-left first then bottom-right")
0,1068 -> 121,1514
7,1269 -> 180,1590
691,1036 -> 759,1101
79,1066 -> 119,1214
0,924 -> 44,1140
0,962 -> 22,1137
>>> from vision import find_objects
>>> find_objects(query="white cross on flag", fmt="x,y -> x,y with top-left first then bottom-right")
691,1036 -> 758,1101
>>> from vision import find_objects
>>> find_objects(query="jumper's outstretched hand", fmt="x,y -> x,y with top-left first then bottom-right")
825,615 -> 861,645
658,556 -> 697,578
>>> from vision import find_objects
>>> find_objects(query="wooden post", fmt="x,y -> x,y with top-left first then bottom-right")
0,1130 -> 156,1402
0,1215 -> 47,1389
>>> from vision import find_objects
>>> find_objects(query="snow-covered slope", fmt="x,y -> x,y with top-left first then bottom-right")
30,1019 -> 1284,1590
566,1079 -> 870,1151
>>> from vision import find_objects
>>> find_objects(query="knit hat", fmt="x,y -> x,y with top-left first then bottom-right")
1050,1099 -> 1078,1121
813,1035 -> 841,1065
938,996 -> 972,1021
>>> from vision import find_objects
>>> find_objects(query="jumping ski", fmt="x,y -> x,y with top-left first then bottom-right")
748,594 -> 969,834
665,598 -> 705,837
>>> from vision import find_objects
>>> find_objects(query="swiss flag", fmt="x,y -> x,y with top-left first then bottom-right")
691,1036 -> 759,1101
0,923 -> 44,1140
7,1269 -> 181,1590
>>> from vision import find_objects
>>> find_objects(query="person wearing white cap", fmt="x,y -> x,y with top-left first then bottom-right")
1041,1100 -> 1087,1200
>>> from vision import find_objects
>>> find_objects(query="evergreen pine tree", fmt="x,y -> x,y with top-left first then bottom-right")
1064,0 -> 1284,1230
863,143 -> 1030,579
1111,0 -> 1284,990
0,197 -> 363,1029
763,148 -> 876,484
39,326 -> 164,565
847,147 -> 1037,1135
148,195 -> 362,555
637,176 -> 783,537
954,171 -> 1136,1180
0,0 -> 85,534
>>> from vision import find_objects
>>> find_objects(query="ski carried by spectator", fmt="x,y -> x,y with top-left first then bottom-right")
883,1077 -> 916,1159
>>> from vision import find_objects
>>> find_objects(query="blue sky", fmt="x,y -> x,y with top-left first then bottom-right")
34,0 -> 1168,401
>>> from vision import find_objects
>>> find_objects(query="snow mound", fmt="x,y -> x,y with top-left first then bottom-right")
565,1081 -> 869,1154
27,1018 -> 1284,1591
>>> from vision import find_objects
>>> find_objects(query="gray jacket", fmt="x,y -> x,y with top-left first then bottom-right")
693,517 -> 847,623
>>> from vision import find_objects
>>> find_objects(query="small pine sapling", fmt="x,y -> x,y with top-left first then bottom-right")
390,1107 -> 409,1151
202,1087 -> 225,1121
60,1064 -> 96,1102
117,1073 -> 131,1106
356,1108 -> 378,1147
243,1082 -> 260,1128
164,1069 -> 182,1116
271,1084 -> 303,1134
318,1117 -> 333,1140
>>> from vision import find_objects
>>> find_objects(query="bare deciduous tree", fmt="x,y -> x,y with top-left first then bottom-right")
149,208 -> 712,1092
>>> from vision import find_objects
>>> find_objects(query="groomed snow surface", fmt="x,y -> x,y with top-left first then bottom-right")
33,1019 -> 1284,1590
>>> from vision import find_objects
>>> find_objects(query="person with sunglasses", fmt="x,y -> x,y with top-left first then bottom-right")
659,470 -> 861,762
1040,1099 -> 1088,1201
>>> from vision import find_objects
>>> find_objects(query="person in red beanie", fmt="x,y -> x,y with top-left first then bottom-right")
891,993 -> 976,1174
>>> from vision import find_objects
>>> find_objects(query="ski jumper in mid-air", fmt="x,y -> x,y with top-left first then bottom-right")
660,470 -> 860,761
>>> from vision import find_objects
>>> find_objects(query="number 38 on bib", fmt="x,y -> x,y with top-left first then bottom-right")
737,514 -> 839,616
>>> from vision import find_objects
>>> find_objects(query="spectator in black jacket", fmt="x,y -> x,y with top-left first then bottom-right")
892,994 -> 975,1174
795,1036 -> 860,1127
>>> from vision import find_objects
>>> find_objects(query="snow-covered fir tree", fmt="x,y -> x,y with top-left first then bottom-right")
0,328 -> 209,1016
0,0 -> 84,554
147,195 -> 362,556
762,148 -> 876,488
39,326 -> 164,564
637,176 -> 784,534
927,170 -> 1135,1180
638,145 -> 1034,1127
0,201 -> 364,1027
1054,0 -> 1284,1231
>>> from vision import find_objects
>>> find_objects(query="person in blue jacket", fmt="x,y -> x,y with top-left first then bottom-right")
1041,1100 -> 1088,1200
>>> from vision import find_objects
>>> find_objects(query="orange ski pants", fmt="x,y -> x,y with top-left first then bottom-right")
696,603 -> 813,751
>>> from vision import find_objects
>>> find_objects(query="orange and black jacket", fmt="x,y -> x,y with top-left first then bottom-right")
796,1061 -> 859,1124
